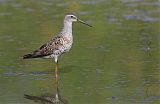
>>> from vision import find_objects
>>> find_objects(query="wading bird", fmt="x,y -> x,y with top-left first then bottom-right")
23,13 -> 92,93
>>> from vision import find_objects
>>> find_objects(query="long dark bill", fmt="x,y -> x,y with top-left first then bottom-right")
78,19 -> 92,27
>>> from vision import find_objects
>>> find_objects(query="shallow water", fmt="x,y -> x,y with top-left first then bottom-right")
0,0 -> 159,104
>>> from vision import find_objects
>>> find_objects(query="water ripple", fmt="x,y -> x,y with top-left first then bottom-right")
0,12 -> 12,16
124,14 -> 159,22
2,71 -> 51,80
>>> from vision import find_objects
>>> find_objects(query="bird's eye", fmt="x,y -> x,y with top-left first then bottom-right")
71,16 -> 73,18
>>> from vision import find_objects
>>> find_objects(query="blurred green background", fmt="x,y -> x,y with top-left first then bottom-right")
0,0 -> 159,104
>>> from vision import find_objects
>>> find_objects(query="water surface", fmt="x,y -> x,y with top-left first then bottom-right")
0,0 -> 159,104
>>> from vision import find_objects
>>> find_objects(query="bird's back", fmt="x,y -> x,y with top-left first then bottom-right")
23,34 -> 73,59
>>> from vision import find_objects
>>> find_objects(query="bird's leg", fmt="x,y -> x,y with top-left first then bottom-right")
55,60 -> 59,93
55,60 -> 60,103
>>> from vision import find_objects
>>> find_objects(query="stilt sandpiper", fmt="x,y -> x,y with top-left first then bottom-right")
23,13 -> 92,99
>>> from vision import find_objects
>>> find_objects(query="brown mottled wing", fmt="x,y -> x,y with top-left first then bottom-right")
39,35 -> 63,55
23,35 -> 63,59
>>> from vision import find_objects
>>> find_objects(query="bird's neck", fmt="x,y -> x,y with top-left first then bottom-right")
61,21 -> 73,37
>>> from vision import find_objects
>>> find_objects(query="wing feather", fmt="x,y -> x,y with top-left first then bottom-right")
23,35 -> 64,59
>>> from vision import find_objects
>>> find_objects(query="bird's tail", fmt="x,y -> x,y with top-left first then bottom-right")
23,53 -> 35,59
23,51 -> 42,59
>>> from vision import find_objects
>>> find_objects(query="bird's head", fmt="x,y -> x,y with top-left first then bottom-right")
64,13 -> 92,27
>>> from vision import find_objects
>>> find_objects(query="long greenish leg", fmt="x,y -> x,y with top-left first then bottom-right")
55,60 -> 59,103
55,60 -> 59,92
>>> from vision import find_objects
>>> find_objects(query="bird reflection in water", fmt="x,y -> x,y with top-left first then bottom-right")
24,91 -> 68,104
24,76 -> 68,104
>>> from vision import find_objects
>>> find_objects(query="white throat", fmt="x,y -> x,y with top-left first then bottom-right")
61,20 -> 73,36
